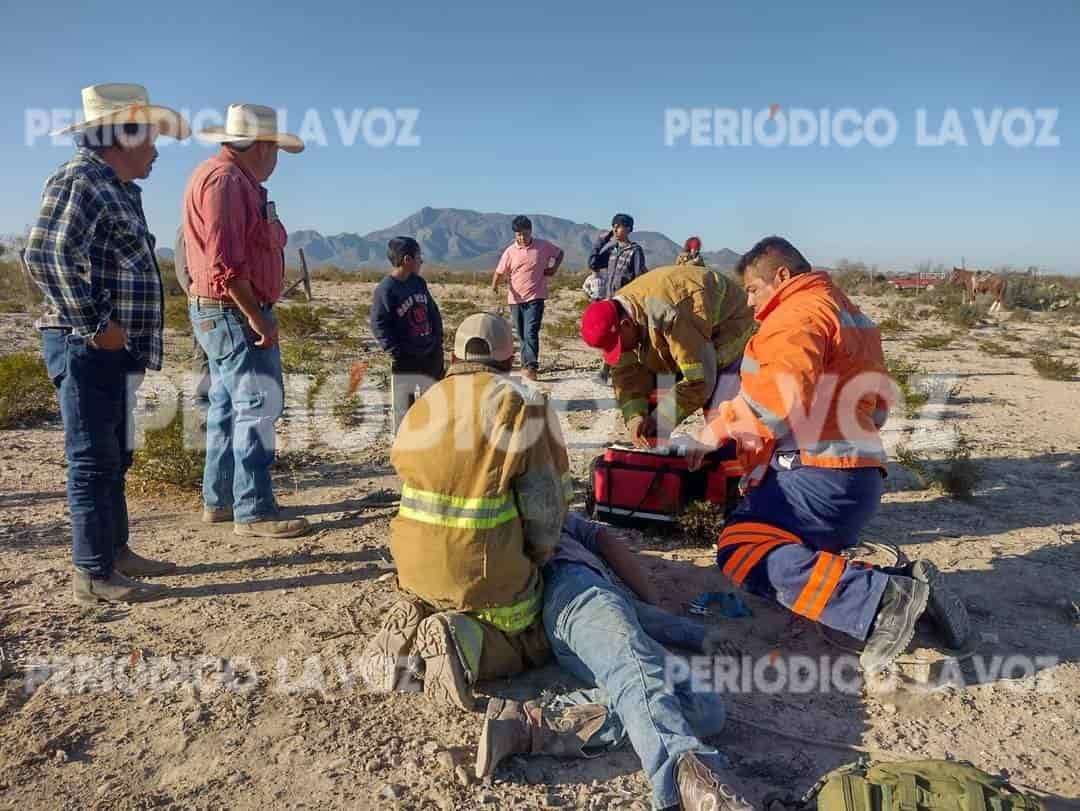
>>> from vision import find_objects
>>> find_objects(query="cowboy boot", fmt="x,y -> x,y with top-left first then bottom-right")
113,547 -> 177,578
360,596 -> 431,692
475,698 -> 608,779
860,575 -> 929,675
676,751 -> 753,811
911,560 -> 970,649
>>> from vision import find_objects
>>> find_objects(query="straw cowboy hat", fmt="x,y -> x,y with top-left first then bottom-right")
197,104 -> 305,153
51,83 -> 190,139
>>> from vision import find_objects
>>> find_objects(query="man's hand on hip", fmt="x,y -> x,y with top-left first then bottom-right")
90,320 -> 127,351
248,314 -> 279,349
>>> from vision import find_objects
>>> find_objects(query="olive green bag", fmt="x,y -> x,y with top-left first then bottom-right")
767,759 -> 1046,811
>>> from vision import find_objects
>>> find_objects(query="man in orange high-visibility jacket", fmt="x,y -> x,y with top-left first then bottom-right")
686,237 -> 970,676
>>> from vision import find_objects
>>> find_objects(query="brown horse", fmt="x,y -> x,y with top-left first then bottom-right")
949,268 -> 1008,313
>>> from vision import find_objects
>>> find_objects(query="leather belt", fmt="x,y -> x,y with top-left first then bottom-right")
189,296 -> 271,310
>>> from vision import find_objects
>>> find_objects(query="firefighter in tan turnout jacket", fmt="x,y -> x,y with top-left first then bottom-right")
363,313 -> 571,710
580,264 -> 755,447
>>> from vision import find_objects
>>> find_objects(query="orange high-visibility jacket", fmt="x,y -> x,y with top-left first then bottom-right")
704,271 -> 891,480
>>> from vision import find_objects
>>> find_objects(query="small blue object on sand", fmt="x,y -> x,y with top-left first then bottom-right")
687,591 -> 752,618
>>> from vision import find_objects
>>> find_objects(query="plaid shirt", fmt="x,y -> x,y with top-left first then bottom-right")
24,148 -> 164,370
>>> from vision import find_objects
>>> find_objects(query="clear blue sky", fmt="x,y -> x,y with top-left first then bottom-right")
2,0 -> 1077,272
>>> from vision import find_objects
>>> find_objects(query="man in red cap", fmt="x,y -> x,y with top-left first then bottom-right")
676,237 -> 706,266
580,264 -> 754,447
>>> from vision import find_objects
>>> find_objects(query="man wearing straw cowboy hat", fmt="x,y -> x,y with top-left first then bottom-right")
24,83 -> 189,604
182,104 -> 311,538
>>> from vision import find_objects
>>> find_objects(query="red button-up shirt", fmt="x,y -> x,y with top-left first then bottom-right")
182,149 -> 287,304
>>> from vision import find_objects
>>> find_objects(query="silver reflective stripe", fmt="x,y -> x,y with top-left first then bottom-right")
741,354 -> 760,374
803,438 -> 887,461
838,309 -> 877,329
740,392 -> 788,435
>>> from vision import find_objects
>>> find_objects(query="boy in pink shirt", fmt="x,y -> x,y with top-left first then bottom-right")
491,215 -> 563,380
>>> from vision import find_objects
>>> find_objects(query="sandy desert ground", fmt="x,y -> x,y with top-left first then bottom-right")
0,278 -> 1078,810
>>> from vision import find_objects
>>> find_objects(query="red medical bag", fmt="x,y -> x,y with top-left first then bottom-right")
588,442 -> 744,524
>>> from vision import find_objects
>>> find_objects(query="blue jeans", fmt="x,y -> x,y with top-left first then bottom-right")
41,330 -> 145,578
510,299 -> 545,371
543,561 -> 728,810
189,302 -> 283,523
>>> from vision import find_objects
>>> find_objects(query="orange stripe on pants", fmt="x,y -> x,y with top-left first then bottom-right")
790,553 -> 846,622
717,522 -> 802,586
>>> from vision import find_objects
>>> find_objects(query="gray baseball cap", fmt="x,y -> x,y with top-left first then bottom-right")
454,313 -> 514,363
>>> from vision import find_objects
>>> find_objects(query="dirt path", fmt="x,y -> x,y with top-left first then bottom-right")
1,284 -> 1078,809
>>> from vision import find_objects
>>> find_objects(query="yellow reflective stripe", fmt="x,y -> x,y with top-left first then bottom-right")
402,484 -> 513,511
399,484 -> 519,529
471,588 -> 542,634
621,398 -> 649,419
681,363 -> 705,382
398,504 -> 518,530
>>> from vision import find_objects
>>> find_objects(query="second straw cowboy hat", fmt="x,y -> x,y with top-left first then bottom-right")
197,104 -> 304,153
51,83 -> 190,138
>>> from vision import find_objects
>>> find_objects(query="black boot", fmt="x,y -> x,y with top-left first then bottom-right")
860,575 -> 929,675
911,560 -> 970,649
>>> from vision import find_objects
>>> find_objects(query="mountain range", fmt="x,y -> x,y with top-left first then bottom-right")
231,207 -> 740,272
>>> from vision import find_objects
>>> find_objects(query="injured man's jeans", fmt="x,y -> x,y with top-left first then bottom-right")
541,558 -> 731,811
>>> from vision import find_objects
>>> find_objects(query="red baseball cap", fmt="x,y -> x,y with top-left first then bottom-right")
580,300 -> 625,365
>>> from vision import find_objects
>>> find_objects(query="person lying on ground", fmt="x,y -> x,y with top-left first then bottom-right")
475,511 -> 751,811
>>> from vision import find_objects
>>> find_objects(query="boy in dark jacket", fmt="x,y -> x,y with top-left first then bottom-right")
370,237 -> 444,432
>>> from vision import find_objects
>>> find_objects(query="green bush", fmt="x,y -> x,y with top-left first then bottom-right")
936,432 -> 979,499
276,304 -> 323,337
281,340 -> 325,375
893,430 -> 979,499
915,334 -> 953,351
677,501 -> 727,544
0,258 -> 41,305
0,352 -> 57,429
977,340 -> 1025,359
1010,308 -> 1032,323
1031,353 -> 1079,381
877,317 -> 908,336
163,294 -> 192,332
943,304 -> 981,330
130,410 -> 204,489
546,315 -> 582,341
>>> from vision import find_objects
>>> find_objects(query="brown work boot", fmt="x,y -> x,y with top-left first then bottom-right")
475,698 -> 608,779
476,698 -> 534,778
360,597 -> 430,692
202,505 -> 234,524
73,570 -> 169,605
676,751 -> 753,811
114,547 -> 177,578
415,614 -> 474,712
233,516 -> 311,539
860,575 -> 929,676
